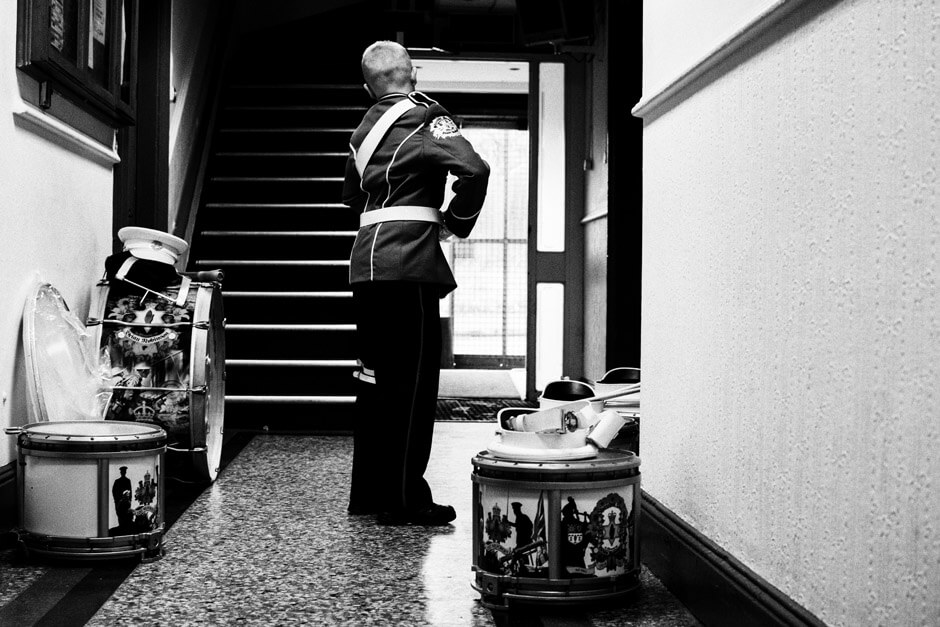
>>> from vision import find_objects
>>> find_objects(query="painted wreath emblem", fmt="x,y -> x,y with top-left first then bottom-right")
587,492 -> 631,575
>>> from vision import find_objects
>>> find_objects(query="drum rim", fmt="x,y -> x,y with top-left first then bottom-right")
472,448 -> 640,474
18,420 -> 166,442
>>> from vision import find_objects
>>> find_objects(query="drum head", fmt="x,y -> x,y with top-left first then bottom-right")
23,419 -> 164,438
23,282 -> 109,422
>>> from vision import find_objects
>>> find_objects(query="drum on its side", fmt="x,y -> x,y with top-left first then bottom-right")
471,450 -> 642,610
87,280 -> 225,482
9,420 -> 166,561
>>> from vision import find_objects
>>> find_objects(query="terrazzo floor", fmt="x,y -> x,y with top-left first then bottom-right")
0,423 -> 702,626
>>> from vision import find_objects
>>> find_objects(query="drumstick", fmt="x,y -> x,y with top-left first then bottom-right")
116,277 -> 178,304
586,383 -> 640,403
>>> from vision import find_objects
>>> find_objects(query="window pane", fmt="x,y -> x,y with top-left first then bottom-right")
536,283 -> 564,390
446,127 -> 529,363
537,62 -> 565,252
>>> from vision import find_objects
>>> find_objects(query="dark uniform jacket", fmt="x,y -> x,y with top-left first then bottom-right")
342,91 -> 490,296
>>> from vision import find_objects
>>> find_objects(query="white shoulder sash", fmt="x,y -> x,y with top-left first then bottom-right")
354,99 -> 417,177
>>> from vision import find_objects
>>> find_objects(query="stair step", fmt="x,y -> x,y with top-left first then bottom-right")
226,324 -> 357,359
198,203 -> 354,230
212,153 -> 347,176
225,361 -> 357,395
204,177 -> 343,204
197,260 -> 348,267
227,83 -> 362,90
224,290 -> 353,296
215,128 -> 350,152
211,176 -> 344,182
226,323 -> 355,330
226,105 -> 363,111
196,231 -> 354,261
226,395 -> 356,404
194,261 -> 350,291
220,106 -> 366,129
227,359 -> 358,367
216,151 -> 347,157
202,231 -> 356,237
224,87 -> 367,108
220,128 -> 355,134
222,291 -> 354,324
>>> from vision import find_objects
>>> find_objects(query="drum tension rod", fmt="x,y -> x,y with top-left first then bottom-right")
111,385 -> 208,394
167,446 -> 207,453
96,320 -> 193,328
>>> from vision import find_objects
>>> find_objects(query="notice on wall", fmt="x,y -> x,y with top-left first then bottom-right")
93,0 -> 107,44
50,0 -> 65,51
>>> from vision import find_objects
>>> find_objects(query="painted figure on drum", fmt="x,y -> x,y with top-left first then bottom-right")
480,492 -> 548,577
109,464 -> 161,536
561,496 -> 592,574
111,465 -> 134,532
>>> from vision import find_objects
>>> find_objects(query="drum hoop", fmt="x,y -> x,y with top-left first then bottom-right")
18,420 -> 167,453
20,445 -> 166,457
471,474 -> 638,491
472,450 -> 640,474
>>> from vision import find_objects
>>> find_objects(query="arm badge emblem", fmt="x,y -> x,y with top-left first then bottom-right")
430,116 -> 461,139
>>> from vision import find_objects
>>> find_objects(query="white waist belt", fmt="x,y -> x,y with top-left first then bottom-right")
359,205 -> 441,228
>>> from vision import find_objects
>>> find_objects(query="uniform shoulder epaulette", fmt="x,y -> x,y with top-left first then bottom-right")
408,91 -> 438,107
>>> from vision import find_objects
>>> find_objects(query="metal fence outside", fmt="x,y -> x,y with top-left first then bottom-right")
443,127 -> 528,367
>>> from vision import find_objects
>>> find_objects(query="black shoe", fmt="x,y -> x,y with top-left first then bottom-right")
377,503 -> 456,526
347,503 -> 379,516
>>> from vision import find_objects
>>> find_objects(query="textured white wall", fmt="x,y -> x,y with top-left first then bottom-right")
640,1 -> 939,625
0,5 -> 115,466
644,0 -> 778,94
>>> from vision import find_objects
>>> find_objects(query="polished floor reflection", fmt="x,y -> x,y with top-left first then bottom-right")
1,423 -> 701,626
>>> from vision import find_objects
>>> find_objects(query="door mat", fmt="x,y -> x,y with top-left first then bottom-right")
436,397 -> 538,422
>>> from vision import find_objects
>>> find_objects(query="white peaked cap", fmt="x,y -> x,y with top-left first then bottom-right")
118,227 -> 189,265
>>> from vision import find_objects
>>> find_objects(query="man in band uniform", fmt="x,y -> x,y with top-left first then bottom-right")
343,40 -> 490,525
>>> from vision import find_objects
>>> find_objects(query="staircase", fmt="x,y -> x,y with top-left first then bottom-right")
188,81 -> 368,432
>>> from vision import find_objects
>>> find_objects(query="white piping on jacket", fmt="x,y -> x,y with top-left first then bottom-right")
382,123 -> 425,208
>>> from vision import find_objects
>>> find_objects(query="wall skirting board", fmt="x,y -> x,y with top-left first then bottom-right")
641,491 -> 825,627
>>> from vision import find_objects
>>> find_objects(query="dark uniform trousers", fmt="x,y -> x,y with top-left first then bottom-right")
348,281 -> 441,514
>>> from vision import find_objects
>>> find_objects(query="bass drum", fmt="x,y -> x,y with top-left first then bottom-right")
87,279 -> 225,482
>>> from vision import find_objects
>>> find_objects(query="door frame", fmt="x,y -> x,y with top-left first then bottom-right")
524,57 -> 586,400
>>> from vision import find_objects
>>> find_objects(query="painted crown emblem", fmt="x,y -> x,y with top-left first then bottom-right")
131,401 -> 157,421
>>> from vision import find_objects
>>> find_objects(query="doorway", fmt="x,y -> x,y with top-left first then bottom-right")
415,57 -> 582,401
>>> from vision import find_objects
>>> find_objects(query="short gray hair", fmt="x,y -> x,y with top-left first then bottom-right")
361,41 -> 413,93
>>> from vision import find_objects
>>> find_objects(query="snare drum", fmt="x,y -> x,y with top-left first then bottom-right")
87,279 -> 225,482
472,450 -> 642,609
8,420 -> 166,561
